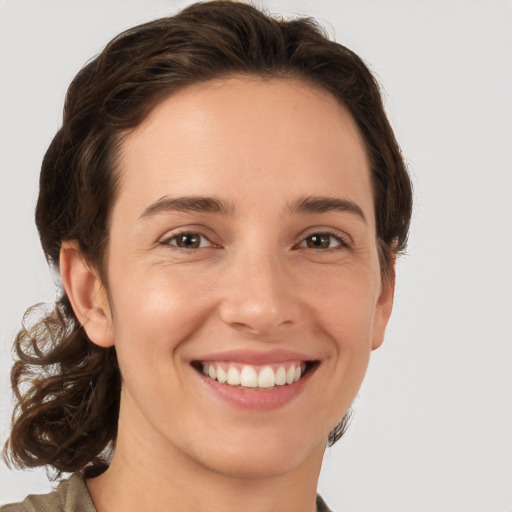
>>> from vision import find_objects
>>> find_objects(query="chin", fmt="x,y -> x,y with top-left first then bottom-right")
183,425 -> 327,480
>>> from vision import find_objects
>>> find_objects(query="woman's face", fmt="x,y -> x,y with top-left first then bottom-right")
101,77 -> 393,478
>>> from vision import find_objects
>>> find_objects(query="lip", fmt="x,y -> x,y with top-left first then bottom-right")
192,348 -> 316,365
192,350 -> 319,411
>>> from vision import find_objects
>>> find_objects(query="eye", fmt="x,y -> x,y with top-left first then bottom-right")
299,232 -> 348,250
161,232 -> 213,249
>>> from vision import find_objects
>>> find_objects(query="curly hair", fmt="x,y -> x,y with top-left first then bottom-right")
4,0 -> 412,475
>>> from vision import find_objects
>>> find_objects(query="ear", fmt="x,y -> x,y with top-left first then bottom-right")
60,241 -> 115,348
371,261 -> 396,351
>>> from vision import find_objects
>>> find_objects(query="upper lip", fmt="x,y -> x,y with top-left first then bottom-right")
192,349 -> 317,365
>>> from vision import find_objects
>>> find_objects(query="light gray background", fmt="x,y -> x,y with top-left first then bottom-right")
1,1 -> 511,510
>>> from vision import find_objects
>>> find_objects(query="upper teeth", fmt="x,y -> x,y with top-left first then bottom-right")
201,362 -> 305,389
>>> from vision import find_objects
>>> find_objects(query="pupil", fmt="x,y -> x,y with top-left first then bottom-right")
179,233 -> 199,248
308,234 -> 329,249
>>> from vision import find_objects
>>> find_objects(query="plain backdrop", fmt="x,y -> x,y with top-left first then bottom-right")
1,1 -> 511,510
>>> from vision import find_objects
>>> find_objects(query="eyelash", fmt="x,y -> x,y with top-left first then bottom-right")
160,228 -> 351,253
160,231 -> 215,250
296,229 -> 352,252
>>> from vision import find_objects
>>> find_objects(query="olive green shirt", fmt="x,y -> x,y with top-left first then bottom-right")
1,475 -> 332,511
0,475 -> 94,512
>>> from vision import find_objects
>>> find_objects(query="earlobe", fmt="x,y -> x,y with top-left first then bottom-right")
371,263 -> 396,351
60,241 -> 114,348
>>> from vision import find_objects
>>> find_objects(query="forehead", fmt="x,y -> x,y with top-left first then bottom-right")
114,76 -> 373,224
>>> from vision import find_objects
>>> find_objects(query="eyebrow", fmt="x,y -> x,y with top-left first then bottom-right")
139,195 -> 234,220
139,194 -> 366,223
288,195 -> 367,223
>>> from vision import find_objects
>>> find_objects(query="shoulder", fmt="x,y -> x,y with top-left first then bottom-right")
0,474 -> 97,512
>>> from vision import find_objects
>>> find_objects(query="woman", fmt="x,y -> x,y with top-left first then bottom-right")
2,1 -> 412,511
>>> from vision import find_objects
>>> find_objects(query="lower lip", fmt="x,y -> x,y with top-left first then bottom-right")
197,365 -> 317,410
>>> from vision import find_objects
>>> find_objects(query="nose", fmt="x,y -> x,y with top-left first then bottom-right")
218,247 -> 300,336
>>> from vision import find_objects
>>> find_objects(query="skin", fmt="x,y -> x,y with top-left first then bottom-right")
61,76 -> 394,512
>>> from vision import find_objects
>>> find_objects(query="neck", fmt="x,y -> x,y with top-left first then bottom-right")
87,400 -> 325,512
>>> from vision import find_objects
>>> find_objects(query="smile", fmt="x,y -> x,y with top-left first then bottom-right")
194,361 -> 316,389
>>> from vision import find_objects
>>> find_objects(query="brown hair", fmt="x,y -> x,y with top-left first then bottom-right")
4,0 -> 412,475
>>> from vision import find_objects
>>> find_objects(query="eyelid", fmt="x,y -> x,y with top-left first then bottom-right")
157,226 -> 352,251
159,228 -> 217,249
296,228 -> 353,250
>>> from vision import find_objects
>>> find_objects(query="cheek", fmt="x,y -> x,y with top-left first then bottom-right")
305,266 -> 380,347
106,267 -> 219,428
108,264 -> 216,364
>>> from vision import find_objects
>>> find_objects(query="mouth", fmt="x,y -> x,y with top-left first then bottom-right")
191,360 -> 318,390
